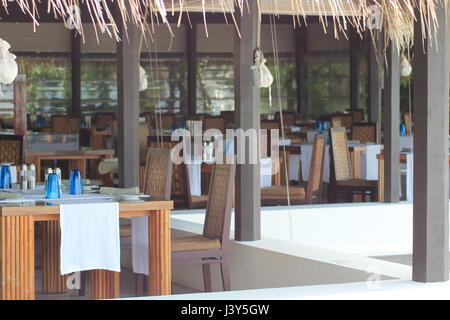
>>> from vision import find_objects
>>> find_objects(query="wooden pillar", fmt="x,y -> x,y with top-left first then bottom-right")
13,74 -> 27,135
412,4 -> 450,282
295,25 -> 307,115
117,3 -> 141,188
186,23 -> 197,117
71,30 -> 81,119
349,27 -> 360,110
368,31 -> 383,143
383,41 -> 400,203
234,1 -> 261,241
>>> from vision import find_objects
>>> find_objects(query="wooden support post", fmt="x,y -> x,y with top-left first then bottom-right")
368,31 -> 383,143
13,75 -> 27,135
412,4 -> 450,282
383,41 -> 400,203
349,27 -> 360,110
117,3 -> 141,188
186,23 -> 197,117
71,30 -> 81,119
295,25 -> 307,114
234,1 -> 261,241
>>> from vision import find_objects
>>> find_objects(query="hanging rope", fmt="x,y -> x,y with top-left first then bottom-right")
269,14 -> 294,242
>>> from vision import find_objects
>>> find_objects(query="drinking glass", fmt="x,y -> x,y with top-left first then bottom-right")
0,165 -> 12,189
69,170 -> 83,195
45,173 -> 61,199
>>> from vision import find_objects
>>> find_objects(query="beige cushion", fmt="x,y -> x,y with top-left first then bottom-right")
172,235 -> 221,252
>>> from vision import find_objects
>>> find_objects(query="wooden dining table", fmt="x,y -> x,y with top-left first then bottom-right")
0,199 -> 173,300
25,149 -> 115,181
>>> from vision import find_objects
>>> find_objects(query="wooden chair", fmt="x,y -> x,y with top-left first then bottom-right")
221,111 -> 235,127
0,134 -> 23,164
142,148 -> 173,198
51,115 -> 70,133
329,127 -> 377,202
94,112 -> 115,128
204,116 -> 225,134
404,113 -> 412,134
275,111 -> 296,127
69,118 -> 80,133
347,109 -> 364,122
351,122 -> 377,143
172,163 -> 236,291
261,134 -> 326,206
331,117 -> 342,128
184,163 -> 208,209
139,123 -> 150,161
134,147 -> 173,295
153,113 -> 176,130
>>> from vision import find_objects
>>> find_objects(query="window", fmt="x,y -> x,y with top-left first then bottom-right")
260,53 -> 297,115
140,53 -> 187,114
196,53 -> 234,115
81,55 -> 117,113
304,51 -> 350,118
0,54 -> 71,117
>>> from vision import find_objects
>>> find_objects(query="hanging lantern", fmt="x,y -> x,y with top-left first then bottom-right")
0,38 -> 18,86
251,49 -> 273,88
66,5 -> 81,30
400,54 -> 412,77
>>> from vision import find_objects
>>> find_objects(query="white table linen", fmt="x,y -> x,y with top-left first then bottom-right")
260,157 -> 272,188
186,163 -> 201,196
132,217 -> 149,275
60,201 -> 120,275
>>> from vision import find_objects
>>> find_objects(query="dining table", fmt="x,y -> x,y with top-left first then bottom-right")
0,196 -> 173,300
25,149 -> 115,181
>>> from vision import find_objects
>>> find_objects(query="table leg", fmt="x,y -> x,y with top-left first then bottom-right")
0,215 -> 35,300
147,209 -> 171,296
42,221 -> 68,294
90,270 -> 120,299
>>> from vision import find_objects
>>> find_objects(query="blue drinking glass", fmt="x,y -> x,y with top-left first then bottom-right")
400,124 -> 407,136
0,165 -> 12,189
69,170 -> 83,195
45,173 -> 61,199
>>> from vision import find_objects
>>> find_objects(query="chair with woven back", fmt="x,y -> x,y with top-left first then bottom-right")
134,147 -> 173,295
51,115 -> 70,133
138,123 -> 150,161
172,163 -> 236,291
221,111 -> 235,128
261,134 -> 326,206
94,112 -> 115,128
275,111 -> 296,127
329,127 -> 378,202
183,162 -> 208,209
154,113 -> 176,130
331,117 -> 342,128
0,134 -> 23,164
404,113 -> 412,134
351,122 -> 377,143
69,118 -> 80,133
204,116 -> 225,134
347,109 -> 364,122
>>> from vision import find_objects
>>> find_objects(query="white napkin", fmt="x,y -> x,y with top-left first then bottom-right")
132,217 -> 149,275
187,163 -> 201,196
260,157 -> 272,188
360,144 -> 382,180
60,202 -> 121,275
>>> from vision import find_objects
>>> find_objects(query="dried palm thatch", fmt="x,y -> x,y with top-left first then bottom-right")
0,0 -> 447,51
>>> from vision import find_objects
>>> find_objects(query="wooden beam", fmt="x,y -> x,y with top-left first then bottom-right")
234,0 -> 261,241
117,2 -> 140,188
412,4 -> 450,282
349,27 -> 360,110
71,30 -> 81,119
295,25 -> 307,115
186,23 -> 197,117
13,75 -> 27,136
383,41 -> 400,203
368,31 -> 383,143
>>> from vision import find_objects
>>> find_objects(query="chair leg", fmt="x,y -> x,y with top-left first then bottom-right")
135,274 -> 146,296
220,261 -> 231,291
78,271 -> 86,296
202,264 -> 212,292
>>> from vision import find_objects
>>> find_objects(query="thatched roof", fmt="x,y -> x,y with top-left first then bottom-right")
0,1 -> 446,51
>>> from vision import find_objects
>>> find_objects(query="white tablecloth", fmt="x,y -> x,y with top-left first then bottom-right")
350,144 -> 382,181
399,135 -> 413,151
186,163 -> 201,196
260,157 -> 272,188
